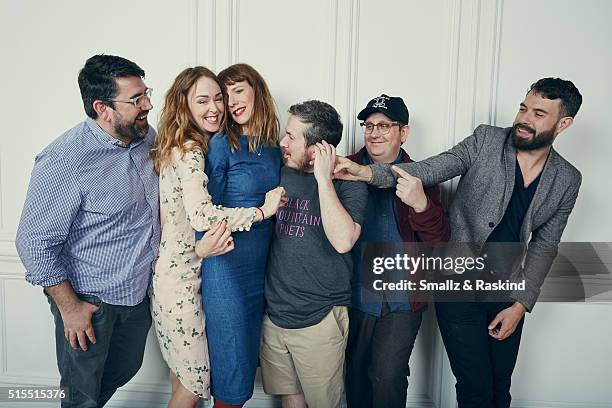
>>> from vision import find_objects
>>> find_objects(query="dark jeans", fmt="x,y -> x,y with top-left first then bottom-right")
345,305 -> 423,408
435,301 -> 524,408
48,293 -> 151,408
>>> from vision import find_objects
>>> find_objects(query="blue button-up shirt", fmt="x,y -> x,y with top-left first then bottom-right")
16,118 -> 160,306
351,152 -> 411,316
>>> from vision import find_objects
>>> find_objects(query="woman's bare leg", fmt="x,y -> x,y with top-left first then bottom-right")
168,371 -> 200,408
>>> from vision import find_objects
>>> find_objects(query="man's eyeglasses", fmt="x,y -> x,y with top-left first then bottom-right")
106,88 -> 153,109
360,121 -> 402,135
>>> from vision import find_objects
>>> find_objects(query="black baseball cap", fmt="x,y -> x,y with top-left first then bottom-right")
357,94 -> 409,124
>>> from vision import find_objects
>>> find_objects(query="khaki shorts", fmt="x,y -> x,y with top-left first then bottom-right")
260,306 -> 349,408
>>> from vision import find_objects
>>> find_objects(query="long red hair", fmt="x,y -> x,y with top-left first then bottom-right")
151,66 -> 223,173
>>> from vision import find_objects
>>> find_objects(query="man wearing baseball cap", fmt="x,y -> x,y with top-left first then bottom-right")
336,79 -> 583,407
344,94 -> 450,408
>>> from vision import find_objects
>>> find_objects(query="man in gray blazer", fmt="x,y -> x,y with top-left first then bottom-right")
335,77 -> 582,408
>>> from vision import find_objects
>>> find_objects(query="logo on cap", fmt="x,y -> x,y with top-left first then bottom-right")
372,96 -> 390,109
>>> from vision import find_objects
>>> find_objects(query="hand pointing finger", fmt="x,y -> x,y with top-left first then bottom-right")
391,165 -> 416,180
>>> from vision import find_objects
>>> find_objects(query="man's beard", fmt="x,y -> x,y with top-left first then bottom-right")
282,152 -> 310,172
511,123 -> 556,151
113,113 -> 149,142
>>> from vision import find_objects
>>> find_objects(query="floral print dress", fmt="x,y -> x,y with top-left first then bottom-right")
150,143 -> 257,398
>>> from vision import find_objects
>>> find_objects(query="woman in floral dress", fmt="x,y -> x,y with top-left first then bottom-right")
150,66 -> 284,408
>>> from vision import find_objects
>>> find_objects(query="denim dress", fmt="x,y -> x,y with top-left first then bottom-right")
197,133 -> 281,404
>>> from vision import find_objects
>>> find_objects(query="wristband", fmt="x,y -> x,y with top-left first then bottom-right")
256,207 -> 265,220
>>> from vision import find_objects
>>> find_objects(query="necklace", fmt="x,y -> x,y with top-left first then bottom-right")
246,134 -> 263,156
254,138 -> 263,156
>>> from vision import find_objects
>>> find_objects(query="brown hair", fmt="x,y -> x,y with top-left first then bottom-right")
218,63 -> 279,151
151,66 -> 223,174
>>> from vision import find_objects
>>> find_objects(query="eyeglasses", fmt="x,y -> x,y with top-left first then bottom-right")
360,121 -> 402,135
106,88 -> 153,109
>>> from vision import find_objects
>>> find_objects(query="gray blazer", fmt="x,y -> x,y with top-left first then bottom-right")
370,124 -> 582,311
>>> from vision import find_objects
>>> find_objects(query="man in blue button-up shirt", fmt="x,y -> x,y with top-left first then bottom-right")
16,54 -> 160,407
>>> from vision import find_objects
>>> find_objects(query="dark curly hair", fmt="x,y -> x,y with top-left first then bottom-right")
288,100 -> 343,147
528,77 -> 582,118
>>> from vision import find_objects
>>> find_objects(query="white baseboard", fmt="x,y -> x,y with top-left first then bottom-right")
511,400 -> 612,408
0,379 -> 172,408
3,380 -> 612,408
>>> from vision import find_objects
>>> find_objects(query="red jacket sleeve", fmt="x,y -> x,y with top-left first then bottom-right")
407,185 -> 451,243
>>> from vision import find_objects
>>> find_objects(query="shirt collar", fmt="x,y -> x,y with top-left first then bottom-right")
85,117 -> 146,148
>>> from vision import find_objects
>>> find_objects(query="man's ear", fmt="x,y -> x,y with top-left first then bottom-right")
306,144 -> 317,165
556,116 -> 574,135
93,100 -> 111,121
400,124 -> 410,144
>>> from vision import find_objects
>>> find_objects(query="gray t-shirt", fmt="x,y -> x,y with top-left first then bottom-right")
265,167 -> 368,329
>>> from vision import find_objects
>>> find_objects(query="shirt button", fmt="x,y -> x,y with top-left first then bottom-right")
488,222 -> 495,228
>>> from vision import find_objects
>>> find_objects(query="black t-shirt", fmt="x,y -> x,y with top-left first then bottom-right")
487,157 -> 541,243
265,167 -> 368,329
483,157 -> 541,281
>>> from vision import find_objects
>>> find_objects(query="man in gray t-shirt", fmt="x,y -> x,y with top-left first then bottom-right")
261,100 -> 367,408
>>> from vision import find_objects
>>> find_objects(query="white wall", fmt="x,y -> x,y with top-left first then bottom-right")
1,1 -> 611,407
